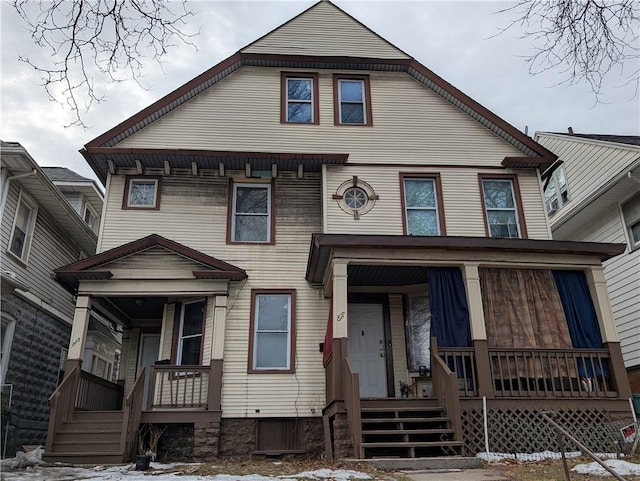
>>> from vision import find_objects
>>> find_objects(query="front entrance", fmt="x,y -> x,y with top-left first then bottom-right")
138,334 -> 160,409
348,303 -> 387,397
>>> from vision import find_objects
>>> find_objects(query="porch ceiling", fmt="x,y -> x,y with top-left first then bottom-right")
108,296 -> 167,321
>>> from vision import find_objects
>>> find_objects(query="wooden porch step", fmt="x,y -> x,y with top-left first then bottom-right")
73,410 -> 124,422
361,440 -> 463,448
55,429 -> 121,443
50,440 -> 121,453
362,428 -> 454,435
361,416 -> 450,424
43,451 -> 124,464
361,406 -> 444,413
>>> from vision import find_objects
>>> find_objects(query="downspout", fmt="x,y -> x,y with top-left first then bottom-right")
0,168 -> 37,220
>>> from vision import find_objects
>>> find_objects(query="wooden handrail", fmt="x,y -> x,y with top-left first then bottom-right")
343,357 -> 362,458
431,338 -> 463,452
45,366 -> 80,454
121,367 -> 146,461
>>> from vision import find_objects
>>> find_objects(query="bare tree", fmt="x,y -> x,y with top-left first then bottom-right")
13,0 -> 198,127
498,0 -> 639,99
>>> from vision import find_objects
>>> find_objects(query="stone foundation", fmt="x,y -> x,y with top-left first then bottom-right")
158,423 -> 194,460
331,414 -> 353,458
194,422 -> 220,460
300,418 -> 324,455
219,419 -> 256,456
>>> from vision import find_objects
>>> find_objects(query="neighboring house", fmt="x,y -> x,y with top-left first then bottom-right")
0,142 -> 98,456
535,132 -> 640,394
44,2 -> 632,464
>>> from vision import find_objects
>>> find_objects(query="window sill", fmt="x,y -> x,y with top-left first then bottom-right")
5,249 -> 29,268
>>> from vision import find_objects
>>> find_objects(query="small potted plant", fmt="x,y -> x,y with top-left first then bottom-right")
136,423 -> 166,470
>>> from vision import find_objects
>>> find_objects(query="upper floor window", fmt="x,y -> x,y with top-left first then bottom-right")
334,75 -> 372,126
123,177 -> 161,209
229,182 -> 273,244
544,165 -> 569,215
281,73 -> 318,124
8,190 -> 38,263
401,175 -> 445,236
249,290 -> 295,373
480,176 -> 527,239
176,299 -> 206,365
83,202 -> 99,233
622,194 -> 640,251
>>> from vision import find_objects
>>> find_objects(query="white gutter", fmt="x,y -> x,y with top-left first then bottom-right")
0,168 -> 37,221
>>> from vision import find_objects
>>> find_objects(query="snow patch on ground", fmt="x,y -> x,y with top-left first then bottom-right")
477,451 -> 621,462
572,459 -> 640,476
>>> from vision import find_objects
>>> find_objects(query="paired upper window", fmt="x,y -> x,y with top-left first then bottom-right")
622,194 -> 640,250
544,165 -> 569,215
229,182 -> 273,244
334,75 -> 372,126
281,73 -> 318,124
249,290 -> 295,373
8,190 -> 38,263
479,176 -> 527,239
123,177 -> 161,209
175,299 -> 206,366
401,175 -> 445,236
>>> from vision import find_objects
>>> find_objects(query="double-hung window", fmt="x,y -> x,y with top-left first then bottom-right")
83,202 -> 99,233
176,300 -> 205,366
8,190 -> 37,263
230,182 -> 272,243
249,290 -> 295,373
282,73 -> 318,124
123,177 -> 160,209
544,165 -> 569,214
334,75 -> 372,125
480,176 -> 526,238
401,175 -> 444,236
622,194 -> 640,250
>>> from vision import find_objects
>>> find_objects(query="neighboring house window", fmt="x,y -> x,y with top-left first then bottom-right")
401,175 -> 445,236
544,165 -> 569,214
123,177 -> 161,209
334,75 -> 372,125
8,190 -> 38,263
1,315 -> 16,384
281,72 -> 318,124
176,299 -> 206,365
479,175 -> 527,238
83,202 -> 99,233
622,193 -> 640,250
229,182 -> 273,243
249,290 -> 296,373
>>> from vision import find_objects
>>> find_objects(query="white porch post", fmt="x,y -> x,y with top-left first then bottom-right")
332,260 -> 348,339
67,295 -> 92,366
585,266 -> 619,343
211,295 -> 227,360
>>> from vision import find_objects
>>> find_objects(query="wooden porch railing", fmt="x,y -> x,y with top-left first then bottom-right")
147,365 -> 210,410
121,367 -> 146,461
431,338 -> 463,448
343,357 -> 362,458
76,371 -> 124,411
438,347 -> 478,397
489,348 -> 614,398
45,365 -> 80,454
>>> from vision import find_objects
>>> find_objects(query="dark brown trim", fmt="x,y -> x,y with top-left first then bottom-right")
248,289 -> 297,374
502,156 -> 556,170
478,173 -> 528,239
280,72 -> 320,125
193,270 -> 247,281
399,173 -> 447,236
122,175 -> 161,210
333,74 -> 373,126
226,179 -> 276,245
170,302 -> 181,365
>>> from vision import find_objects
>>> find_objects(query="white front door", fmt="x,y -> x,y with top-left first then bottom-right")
347,303 -> 387,398
138,334 -> 160,409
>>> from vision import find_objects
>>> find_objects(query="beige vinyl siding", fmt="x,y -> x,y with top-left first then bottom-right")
536,134 -> 640,227
101,171 -> 327,417
241,2 -> 409,59
101,246 -> 211,279
566,210 -> 640,368
1,181 -> 80,321
116,68 -> 524,167
325,165 -> 551,239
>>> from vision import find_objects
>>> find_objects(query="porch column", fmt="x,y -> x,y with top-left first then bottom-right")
461,264 -> 493,398
329,259 -> 349,402
208,295 -> 227,412
586,267 -> 632,398
65,295 -> 92,374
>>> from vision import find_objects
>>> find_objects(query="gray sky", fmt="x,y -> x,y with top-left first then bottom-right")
1,1 -> 639,184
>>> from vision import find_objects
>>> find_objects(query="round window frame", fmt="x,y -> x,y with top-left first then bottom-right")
335,178 -> 377,217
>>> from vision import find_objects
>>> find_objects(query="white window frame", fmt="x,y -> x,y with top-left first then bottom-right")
251,292 -> 293,371
338,79 -> 366,124
286,77 -> 314,123
622,193 -> 640,251
1,315 -> 16,384
403,178 -> 441,236
125,178 -> 159,209
544,165 -> 570,215
83,201 -> 99,233
482,178 -> 522,239
176,299 -> 205,366
231,183 -> 272,243
8,189 -> 38,264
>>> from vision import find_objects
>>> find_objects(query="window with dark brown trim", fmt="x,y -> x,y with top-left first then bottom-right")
248,289 -> 296,374
281,72 -> 319,124
227,180 -> 275,244
123,176 -> 161,210
400,174 -> 446,236
478,174 -> 527,239
172,299 -> 206,365
333,74 -> 372,126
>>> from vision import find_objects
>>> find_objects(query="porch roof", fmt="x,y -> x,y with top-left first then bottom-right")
305,234 -> 626,284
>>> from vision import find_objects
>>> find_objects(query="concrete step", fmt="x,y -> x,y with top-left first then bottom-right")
344,457 -> 484,471
42,451 -> 125,465
50,440 -> 121,453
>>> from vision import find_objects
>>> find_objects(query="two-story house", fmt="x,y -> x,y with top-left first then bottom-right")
44,2 -> 632,464
0,143 -> 100,457
535,132 -> 640,401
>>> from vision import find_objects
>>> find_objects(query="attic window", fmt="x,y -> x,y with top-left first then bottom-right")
123,176 -> 161,210
281,72 -> 319,124
333,75 -> 372,126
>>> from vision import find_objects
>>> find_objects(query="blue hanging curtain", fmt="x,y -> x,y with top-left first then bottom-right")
427,267 -> 471,348
552,270 -> 606,378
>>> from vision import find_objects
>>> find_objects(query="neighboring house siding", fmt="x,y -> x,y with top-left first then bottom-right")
63,192 -> 82,214
1,294 -> 71,456
1,182 -> 79,322
241,2 -> 409,59
325,165 -> 550,239
115,68 -> 524,167
100,172 -> 327,416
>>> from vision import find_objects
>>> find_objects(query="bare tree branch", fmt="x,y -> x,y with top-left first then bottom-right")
496,0 -> 639,101
12,0 -> 198,128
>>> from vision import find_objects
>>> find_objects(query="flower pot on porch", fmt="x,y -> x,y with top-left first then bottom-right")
135,454 -> 151,471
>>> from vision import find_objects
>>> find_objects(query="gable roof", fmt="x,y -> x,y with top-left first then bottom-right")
82,0 -> 557,182
42,167 -> 93,183
54,234 -> 247,290
550,133 -> 640,147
